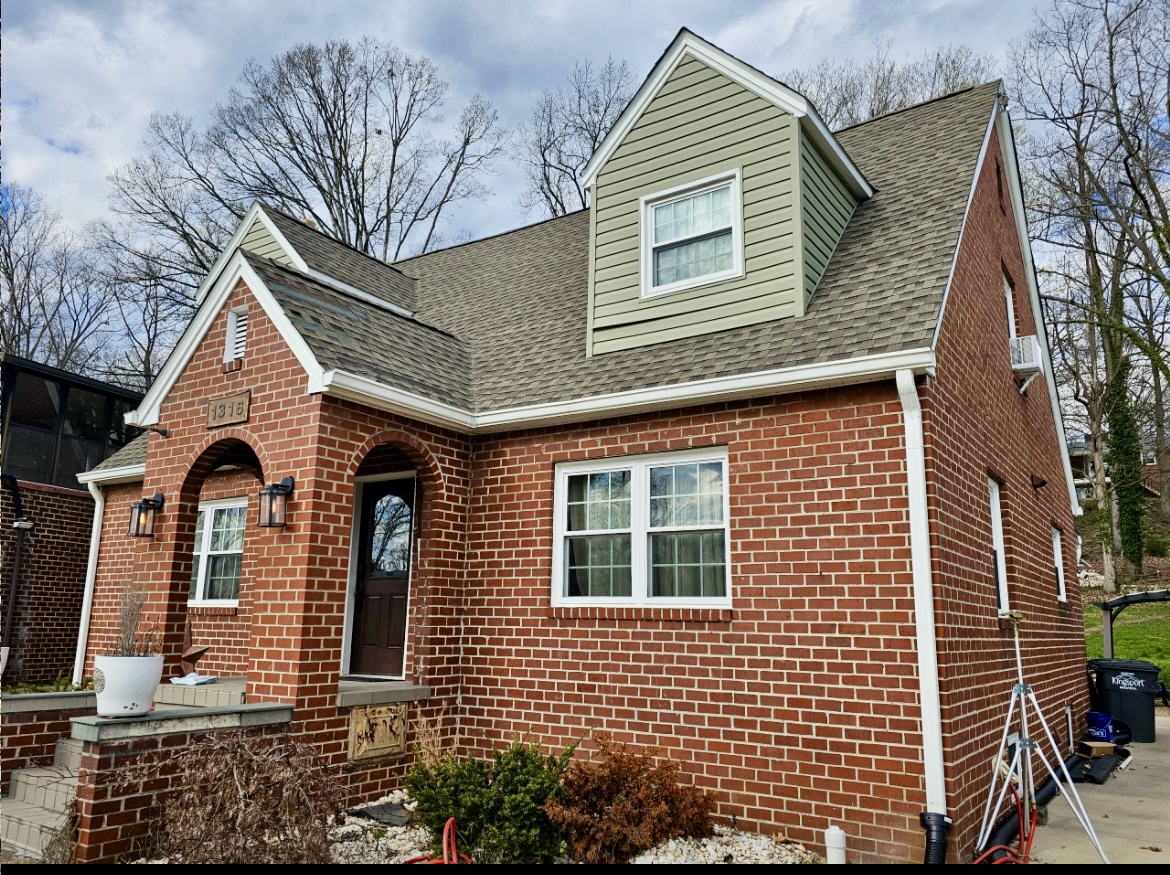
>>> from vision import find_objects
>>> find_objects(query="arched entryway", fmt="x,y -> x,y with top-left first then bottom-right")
344,444 -> 420,678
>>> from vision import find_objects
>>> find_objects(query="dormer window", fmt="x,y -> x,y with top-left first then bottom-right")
641,170 -> 743,298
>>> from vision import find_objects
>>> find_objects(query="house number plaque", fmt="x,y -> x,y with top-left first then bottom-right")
207,391 -> 250,428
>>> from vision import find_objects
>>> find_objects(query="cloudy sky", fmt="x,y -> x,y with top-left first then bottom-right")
3,0 -> 1041,243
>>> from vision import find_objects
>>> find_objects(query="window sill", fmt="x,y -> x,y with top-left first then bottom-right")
188,604 -> 240,616
336,680 -> 430,708
548,606 -> 732,623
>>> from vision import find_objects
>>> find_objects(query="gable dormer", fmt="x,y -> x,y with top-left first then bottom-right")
582,31 -> 871,356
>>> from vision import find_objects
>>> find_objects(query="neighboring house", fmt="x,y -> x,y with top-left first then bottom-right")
67,31 -> 1084,864
0,355 -> 142,684
1068,437 -> 1163,501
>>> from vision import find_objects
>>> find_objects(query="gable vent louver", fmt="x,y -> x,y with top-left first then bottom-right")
226,308 -> 248,361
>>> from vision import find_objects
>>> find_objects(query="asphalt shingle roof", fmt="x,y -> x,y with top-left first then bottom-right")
92,432 -> 149,471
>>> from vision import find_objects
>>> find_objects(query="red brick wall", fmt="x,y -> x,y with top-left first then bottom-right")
84,482 -> 147,674
921,130 -> 1086,860
0,702 -> 92,794
0,480 -> 93,685
460,390 -> 927,863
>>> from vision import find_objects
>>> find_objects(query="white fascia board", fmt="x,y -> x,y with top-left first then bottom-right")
194,203 -> 311,307
995,106 -> 1082,517
321,348 -> 935,434
580,31 -> 872,199
127,252 -> 325,427
931,101 -> 998,353
318,369 -> 476,430
76,463 -> 146,485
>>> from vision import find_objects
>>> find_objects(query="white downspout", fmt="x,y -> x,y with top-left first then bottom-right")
72,481 -> 105,685
896,369 -> 948,816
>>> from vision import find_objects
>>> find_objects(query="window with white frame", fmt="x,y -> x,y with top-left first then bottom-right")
1052,525 -> 1066,602
988,477 -> 1009,612
553,448 -> 730,606
1003,274 -> 1016,340
225,307 -> 248,362
641,171 -> 743,298
189,499 -> 247,603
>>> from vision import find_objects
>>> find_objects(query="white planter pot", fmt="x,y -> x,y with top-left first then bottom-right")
93,654 -> 165,717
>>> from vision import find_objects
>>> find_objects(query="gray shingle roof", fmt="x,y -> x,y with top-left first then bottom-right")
92,431 -> 148,472
264,208 -> 418,313
391,82 -> 999,411
246,255 -> 472,407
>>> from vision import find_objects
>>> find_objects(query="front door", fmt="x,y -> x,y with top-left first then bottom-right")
349,477 -> 415,676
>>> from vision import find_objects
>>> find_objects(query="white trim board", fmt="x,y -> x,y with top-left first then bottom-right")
580,29 -> 872,200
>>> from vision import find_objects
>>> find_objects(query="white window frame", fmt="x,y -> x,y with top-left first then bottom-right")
640,169 -> 744,299
988,477 -> 1009,613
1052,525 -> 1067,602
225,306 -> 248,362
189,497 -> 247,606
1003,274 -> 1016,340
551,447 -> 731,608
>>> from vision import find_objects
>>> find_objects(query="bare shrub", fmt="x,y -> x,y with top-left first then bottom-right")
110,578 -> 160,657
41,800 -> 80,864
544,731 -> 716,864
148,732 -> 345,864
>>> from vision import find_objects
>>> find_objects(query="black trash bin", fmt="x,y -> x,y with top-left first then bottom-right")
1087,659 -> 1161,743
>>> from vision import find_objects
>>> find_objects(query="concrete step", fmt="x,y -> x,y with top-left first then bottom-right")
52,738 -> 83,772
154,677 -> 246,708
0,797 -> 68,859
8,767 -> 78,811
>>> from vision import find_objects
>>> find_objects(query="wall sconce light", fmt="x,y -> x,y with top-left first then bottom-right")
128,493 -> 165,537
1031,474 -> 1048,491
257,476 -> 295,528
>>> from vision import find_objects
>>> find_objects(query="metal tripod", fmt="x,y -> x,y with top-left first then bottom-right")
974,611 -> 1110,864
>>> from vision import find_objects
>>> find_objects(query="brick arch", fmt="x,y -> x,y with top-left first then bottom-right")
350,428 -> 445,503
179,428 -> 272,499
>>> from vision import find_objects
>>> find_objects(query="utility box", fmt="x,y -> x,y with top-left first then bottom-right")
1088,659 -> 1161,743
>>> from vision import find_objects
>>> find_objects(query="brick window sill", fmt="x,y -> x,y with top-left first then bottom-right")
188,605 -> 240,617
547,606 -> 733,623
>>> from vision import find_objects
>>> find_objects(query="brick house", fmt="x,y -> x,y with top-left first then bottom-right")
65,31 -> 1085,863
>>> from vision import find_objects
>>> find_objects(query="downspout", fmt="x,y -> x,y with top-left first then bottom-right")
895,370 -> 952,859
72,480 -> 106,685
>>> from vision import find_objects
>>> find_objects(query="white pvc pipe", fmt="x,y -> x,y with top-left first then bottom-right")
896,369 -> 948,817
72,481 -> 105,685
824,825 -> 847,864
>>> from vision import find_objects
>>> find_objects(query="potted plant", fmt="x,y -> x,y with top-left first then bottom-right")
93,579 -> 164,717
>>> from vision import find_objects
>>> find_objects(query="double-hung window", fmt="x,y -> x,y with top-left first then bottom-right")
1052,526 -> 1066,602
988,477 -> 1009,612
641,171 -> 743,297
552,448 -> 731,607
189,498 -> 247,604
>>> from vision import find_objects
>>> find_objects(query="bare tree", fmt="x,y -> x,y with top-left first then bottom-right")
515,56 -> 635,217
0,183 -> 111,373
1011,0 -> 1169,583
104,37 -> 507,310
781,41 -> 998,129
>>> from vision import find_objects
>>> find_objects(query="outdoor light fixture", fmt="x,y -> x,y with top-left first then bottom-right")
257,476 -> 295,528
128,493 -> 165,537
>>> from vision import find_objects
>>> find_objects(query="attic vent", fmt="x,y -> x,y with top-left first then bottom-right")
226,307 -> 248,361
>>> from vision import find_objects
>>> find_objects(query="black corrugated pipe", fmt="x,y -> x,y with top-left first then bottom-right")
977,766 -> 1066,863
921,812 -> 952,864
2,474 -> 32,680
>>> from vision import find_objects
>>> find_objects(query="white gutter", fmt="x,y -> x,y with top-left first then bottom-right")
73,480 -> 106,685
896,369 -> 947,816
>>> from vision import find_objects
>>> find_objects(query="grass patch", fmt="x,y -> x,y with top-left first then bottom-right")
1083,601 -> 1170,684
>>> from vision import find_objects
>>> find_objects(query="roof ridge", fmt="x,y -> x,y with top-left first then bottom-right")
394,208 -> 589,265
260,203 -> 415,280
832,80 -> 1001,134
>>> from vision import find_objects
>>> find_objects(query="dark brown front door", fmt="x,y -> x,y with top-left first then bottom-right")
349,477 -> 415,676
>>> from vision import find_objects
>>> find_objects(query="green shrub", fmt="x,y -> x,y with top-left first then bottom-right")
1144,534 -> 1169,558
544,731 -> 716,864
405,735 -> 576,864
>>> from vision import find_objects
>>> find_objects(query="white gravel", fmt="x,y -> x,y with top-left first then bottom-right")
329,791 -> 824,865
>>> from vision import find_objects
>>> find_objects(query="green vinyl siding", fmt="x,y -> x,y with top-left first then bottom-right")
800,136 -> 856,300
589,54 -> 798,355
240,218 -> 295,266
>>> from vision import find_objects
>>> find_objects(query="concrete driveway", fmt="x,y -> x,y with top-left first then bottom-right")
1030,708 -> 1170,864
